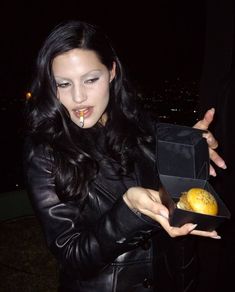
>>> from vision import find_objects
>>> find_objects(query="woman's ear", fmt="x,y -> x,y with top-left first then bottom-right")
109,61 -> 116,82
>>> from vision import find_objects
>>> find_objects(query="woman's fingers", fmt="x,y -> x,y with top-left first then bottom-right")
202,131 -> 218,149
153,214 -> 200,237
193,108 -> 227,174
190,229 -> 221,239
209,148 -> 227,170
193,108 -> 215,130
144,209 -> 196,237
209,164 -> 216,177
147,210 -> 221,239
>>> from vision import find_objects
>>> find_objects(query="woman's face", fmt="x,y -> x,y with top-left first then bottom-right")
52,49 -> 116,128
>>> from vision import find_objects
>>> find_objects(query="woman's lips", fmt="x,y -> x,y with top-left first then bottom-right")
73,107 -> 93,119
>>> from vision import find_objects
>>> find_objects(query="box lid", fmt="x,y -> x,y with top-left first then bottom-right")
156,123 -> 209,180
156,123 -> 231,231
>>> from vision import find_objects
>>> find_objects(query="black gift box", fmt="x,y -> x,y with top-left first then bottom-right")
156,123 -> 231,231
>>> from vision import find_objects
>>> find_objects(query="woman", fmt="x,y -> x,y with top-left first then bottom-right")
24,20 -> 225,291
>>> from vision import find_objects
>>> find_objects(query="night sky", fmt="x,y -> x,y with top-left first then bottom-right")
1,0 -> 206,98
0,0 -> 207,191
1,3 -> 235,291
0,0 -> 207,192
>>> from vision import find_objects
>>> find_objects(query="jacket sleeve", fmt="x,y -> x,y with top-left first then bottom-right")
24,144 -> 159,279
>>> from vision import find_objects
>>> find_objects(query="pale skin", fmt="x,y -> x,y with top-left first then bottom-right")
193,107 -> 227,176
53,49 -> 115,129
52,48 -> 225,240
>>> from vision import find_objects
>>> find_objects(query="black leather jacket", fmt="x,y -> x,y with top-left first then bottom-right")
24,133 -> 198,292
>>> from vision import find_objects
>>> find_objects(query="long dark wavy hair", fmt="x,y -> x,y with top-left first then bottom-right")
25,20 -> 153,204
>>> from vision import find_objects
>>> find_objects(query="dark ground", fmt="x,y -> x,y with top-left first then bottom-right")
0,216 -> 58,292
0,191 -> 234,292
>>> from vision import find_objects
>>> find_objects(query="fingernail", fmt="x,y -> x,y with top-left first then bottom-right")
210,108 -> 215,114
212,235 -> 221,239
219,162 -> 227,169
210,170 -> 216,177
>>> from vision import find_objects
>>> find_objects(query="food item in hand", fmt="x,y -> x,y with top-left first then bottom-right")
177,188 -> 218,216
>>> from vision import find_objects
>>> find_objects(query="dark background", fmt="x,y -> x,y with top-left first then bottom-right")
1,1 -> 235,291
0,0 -> 207,192
0,0 -> 206,93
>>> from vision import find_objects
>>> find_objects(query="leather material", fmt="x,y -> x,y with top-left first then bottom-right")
24,134 -> 198,291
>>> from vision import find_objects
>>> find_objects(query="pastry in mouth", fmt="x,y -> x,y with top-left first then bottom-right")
177,188 -> 218,216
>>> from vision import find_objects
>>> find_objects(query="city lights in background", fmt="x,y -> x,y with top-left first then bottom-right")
136,77 -> 199,125
26,92 -> 32,100
0,77 -> 200,191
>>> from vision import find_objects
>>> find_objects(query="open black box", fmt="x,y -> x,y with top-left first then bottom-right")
156,123 -> 231,231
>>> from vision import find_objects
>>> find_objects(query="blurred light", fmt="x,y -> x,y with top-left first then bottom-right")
26,92 -> 32,100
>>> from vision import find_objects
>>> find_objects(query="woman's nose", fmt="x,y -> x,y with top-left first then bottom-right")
72,86 -> 87,103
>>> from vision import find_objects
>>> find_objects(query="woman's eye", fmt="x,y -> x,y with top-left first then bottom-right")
85,77 -> 99,84
57,82 -> 70,88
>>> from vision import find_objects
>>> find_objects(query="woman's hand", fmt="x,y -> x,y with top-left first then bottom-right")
123,187 -> 220,239
193,108 -> 227,176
